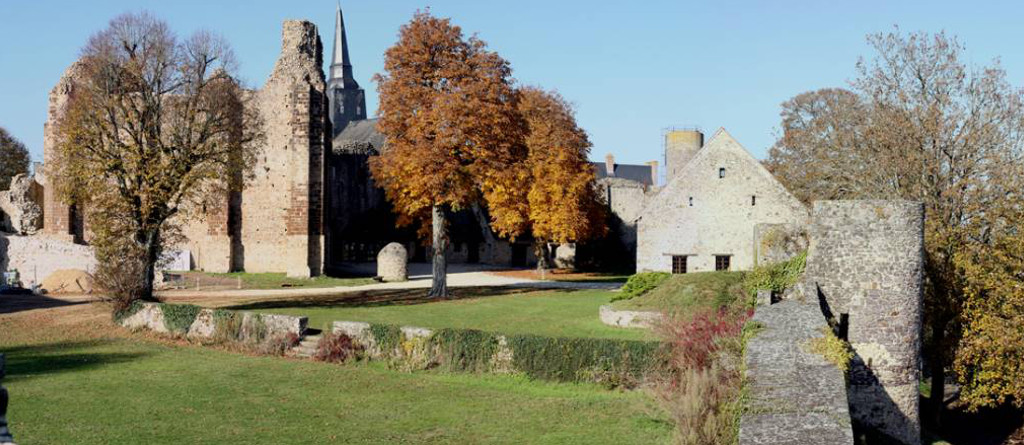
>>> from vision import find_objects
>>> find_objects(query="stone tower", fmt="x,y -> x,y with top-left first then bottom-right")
664,129 -> 703,184
327,2 -> 367,136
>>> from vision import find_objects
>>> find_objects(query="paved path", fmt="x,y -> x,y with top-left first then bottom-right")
157,265 -> 619,301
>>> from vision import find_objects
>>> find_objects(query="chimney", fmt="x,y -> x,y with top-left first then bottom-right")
605,153 -> 615,177
646,161 -> 659,186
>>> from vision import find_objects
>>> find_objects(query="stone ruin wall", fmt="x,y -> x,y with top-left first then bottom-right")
40,61 -> 85,242
804,200 -> 924,444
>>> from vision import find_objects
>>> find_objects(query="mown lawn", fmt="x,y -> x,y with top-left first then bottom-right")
0,304 -> 671,445
169,271 -> 375,290
612,271 -> 747,313
247,289 -> 650,340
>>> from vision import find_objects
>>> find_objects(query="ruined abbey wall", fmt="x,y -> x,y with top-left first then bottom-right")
804,200 -> 924,444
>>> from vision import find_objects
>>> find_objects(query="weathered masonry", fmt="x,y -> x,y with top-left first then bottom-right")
636,128 -> 809,273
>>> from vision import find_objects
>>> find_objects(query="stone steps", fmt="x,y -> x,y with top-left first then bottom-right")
286,332 -> 322,359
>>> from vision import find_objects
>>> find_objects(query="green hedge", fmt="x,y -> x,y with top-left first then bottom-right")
507,334 -> 662,383
613,272 -> 671,302
431,328 -> 500,373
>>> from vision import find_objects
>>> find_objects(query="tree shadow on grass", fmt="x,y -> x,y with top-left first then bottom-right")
0,294 -> 87,315
224,286 -> 575,311
1,341 -> 149,378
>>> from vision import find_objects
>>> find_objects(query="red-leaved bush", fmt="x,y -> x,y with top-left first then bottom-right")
315,332 -> 364,363
652,307 -> 752,445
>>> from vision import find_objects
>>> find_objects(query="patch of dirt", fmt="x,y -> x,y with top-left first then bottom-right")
41,269 -> 95,294
489,268 -> 624,282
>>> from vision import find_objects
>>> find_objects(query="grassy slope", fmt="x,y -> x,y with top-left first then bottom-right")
612,271 -> 747,313
0,310 -> 670,445
251,289 -> 649,341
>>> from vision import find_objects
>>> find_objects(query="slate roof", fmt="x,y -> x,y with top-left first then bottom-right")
592,162 -> 654,186
333,119 -> 385,154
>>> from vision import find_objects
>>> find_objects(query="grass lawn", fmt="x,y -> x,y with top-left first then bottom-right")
169,271 -> 375,290
612,271 -> 747,313
241,289 -> 649,341
0,303 -> 671,445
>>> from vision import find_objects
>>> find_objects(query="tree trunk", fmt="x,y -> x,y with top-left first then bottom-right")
534,241 -> 550,279
139,228 -> 161,301
428,205 -> 449,298
928,318 -> 947,426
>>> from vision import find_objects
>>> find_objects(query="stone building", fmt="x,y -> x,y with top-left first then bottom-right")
636,128 -> 809,273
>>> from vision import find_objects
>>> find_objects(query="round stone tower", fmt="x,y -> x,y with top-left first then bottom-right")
664,129 -> 703,184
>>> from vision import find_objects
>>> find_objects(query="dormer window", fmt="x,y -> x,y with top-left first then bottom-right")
719,167 -> 726,178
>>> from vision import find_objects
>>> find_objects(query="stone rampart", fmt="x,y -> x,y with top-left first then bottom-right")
804,200 -> 924,444
120,303 -> 307,339
740,299 -> 854,445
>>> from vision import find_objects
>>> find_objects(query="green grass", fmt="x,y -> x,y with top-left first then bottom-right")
611,271 -> 746,313
250,289 -> 649,341
1,337 -> 671,444
172,271 -> 375,290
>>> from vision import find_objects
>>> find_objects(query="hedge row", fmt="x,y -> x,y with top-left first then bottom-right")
351,323 -> 665,386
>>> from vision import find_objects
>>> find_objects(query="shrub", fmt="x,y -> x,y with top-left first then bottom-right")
807,328 -> 854,373
742,251 -> 807,305
112,300 -> 145,324
161,303 -> 201,334
369,323 -> 402,352
431,328 -> 499,373
652,306 -> 751,445
315,331 -> 364,363
614,272 -> 671,302
259,332 -> 301,356
507,334 -> 662,385
212,309 -> 243,342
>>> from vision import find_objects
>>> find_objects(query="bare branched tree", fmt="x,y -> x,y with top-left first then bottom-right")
53,12 -> 262,310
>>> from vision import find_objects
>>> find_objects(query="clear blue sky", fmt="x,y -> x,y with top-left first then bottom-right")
2,0 -> 1023,166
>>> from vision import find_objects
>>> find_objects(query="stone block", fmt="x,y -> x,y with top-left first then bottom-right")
376,242 -> 407,282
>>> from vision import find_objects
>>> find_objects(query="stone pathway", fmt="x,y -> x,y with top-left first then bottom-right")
156,266 -> 619,302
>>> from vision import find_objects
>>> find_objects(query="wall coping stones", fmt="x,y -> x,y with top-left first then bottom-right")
120,303 -> 307,339
740,299 -> 853,445
598,304 -> 663,328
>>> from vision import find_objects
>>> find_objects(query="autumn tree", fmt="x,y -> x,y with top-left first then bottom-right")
0,127 -> 30,189
767,30 -> 1024,419
53,12 -> 261,310
517,87 -> 606,271
371,12 -> 526,298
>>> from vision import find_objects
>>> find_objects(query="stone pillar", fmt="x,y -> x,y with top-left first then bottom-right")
41,62 -> 85,241
376,242 -> 408,282
805,200 -> 924,444
243,20 -> 328,277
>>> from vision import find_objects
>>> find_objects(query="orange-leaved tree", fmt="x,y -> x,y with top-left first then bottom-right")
370,11 -> 527,298
517,87 -> 606,272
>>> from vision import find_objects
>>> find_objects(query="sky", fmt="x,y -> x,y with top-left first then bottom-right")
2,0 -> 1024,167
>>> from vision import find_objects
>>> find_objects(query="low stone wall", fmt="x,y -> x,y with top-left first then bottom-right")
598,305 -> 663,328
739,299 -> 853,445
0,233 -> 96,288
120,302 -> 306,339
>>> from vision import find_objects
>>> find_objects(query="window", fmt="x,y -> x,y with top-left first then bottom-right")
719,167 -> 726,178
715,255 -> 731,271
751,195 -> 756,206
688,196 -> 694,207
672,255 -> 687,274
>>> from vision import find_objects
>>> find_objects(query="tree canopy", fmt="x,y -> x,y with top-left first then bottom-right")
53,12 -> 261,308
0,127 -> 30,189
371,11 -> 526,297
767,30 -> 1024,414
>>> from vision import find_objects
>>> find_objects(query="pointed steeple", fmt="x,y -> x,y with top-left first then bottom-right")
330,2 -> 357,88
328,2 -> 367,136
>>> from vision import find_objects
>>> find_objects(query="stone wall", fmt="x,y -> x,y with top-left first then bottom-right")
637,129 -> 809,273
0,233 -> 96,286
120,302 -> 307,338
804,201 -> 924,444
740,299 -> 854,445
41,61 -> 85,242
596,177 -> 649,254
753,223 -> 808,266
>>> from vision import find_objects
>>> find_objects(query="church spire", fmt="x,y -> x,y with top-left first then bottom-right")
330,2 -> 356,87
328,2 -> 366,135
